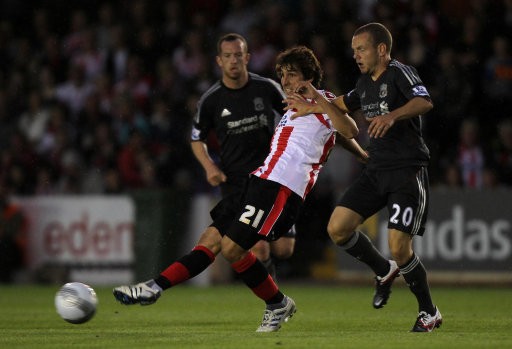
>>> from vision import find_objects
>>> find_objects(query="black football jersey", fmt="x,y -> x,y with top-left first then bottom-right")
191,73 -> 285,179
344,59 -> 431,170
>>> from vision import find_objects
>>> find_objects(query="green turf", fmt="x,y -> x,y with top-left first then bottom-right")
0,284 -> 510,349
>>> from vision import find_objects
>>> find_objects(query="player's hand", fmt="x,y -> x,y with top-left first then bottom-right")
206,167 -> 227,186
283,94 -> 310,119
283,81 -> 317,119
367,114 -> 395,138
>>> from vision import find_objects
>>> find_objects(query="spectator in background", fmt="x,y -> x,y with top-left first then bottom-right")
17,90 -> 50,148
247,25 -> 277,77
492,118 -> 512,186
117,130 -> 157,189
104,25 -> 129,84
113,55 -> 152,114
455,118 -> 489,189
427,47 -> 474,149
442,164 -> 464,189
61,9 -> 89,59
482,35 -> 512,118
54,63 -> 96,119
171,29 -> 209,81
0,185 -> 27,283
111,93 -> 151,146
70,28 -> 106,83
95,2 -> 115,51
219,0 -> 261,37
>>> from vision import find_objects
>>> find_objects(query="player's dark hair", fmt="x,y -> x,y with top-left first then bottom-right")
275,46 -> 323,88
354,22 -> 393,54
217,33 -> 248,54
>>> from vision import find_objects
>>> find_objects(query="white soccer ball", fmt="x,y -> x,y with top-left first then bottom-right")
55,282 -> 98,324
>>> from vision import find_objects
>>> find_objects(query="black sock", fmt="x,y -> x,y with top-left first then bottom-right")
340,231 -> 389,276
400,254 -> 435,315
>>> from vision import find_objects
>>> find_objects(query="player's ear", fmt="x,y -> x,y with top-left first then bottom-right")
245,52 -> 251,64
377,43 -> 386,57
215,55 -> 222,67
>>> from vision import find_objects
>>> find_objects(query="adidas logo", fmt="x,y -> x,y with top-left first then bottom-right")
221,108 -> 231,117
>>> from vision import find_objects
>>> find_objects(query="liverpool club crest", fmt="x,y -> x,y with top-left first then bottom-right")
379,83 -> 388,98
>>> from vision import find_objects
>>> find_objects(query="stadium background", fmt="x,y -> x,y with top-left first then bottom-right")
0,0 -> 511,285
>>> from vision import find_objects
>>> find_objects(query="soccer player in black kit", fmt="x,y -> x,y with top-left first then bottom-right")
190,33 -> 296,277
285,22 -> 442,332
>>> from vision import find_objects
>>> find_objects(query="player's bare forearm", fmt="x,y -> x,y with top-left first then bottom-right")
314,93 -> 358,138
337,136 -> 368,163
191,141 -> 226,186
388,97 -> 433,122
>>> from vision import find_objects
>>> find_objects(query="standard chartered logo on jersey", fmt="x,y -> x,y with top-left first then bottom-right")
226,114 -> 268,134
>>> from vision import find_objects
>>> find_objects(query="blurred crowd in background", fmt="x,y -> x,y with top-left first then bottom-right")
0,0 -> 511,198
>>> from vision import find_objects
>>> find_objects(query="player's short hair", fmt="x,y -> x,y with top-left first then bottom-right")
275,46 -> 323,88
354,22 -> 393,54
217,33 -> 248,54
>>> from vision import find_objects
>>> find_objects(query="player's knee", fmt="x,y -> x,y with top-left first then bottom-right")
220,236 -> 245,263
198,228 -> 222,255
327,220 -> 352,245
389,244 -> 412,266
271,243 -> 294,259
251,240 -> 270,260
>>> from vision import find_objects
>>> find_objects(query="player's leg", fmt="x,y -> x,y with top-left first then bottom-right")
221,176 -> 300,332
258,228 -> 296,280
221,235 -> 296,332
388,229 -> 441,332
271,233 -> 296,260
251,240 -> 274,278
327,205 -> 398,308
387,166 -> 441,332
113,226 -> 220,305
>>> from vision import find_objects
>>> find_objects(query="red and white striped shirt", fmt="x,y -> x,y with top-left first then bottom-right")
252,90 -> 336,199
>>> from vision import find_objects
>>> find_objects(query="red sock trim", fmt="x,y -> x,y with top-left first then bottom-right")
160,262 -> 190,286
252,275 -> 279,301
193,245 -> 215,262
231,252 -> 257,273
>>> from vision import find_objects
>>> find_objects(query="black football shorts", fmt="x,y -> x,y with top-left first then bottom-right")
210,176 -> 298,240
225,175 -> 302,250
338,166 -> 429,236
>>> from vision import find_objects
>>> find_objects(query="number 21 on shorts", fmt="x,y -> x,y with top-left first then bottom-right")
239,205 -> 265,228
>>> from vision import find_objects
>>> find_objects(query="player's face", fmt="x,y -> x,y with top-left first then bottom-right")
279,66 -> 305,97
351,32 -> 379,75
216,39 -> 250,81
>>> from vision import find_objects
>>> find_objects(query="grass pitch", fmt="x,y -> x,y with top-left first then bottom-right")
0,283 -> 510,349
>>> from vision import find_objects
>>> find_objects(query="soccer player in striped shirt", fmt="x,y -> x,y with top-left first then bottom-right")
114,45 -> 366,332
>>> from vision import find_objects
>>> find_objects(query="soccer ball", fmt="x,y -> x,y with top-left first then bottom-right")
55,282 -> 98,324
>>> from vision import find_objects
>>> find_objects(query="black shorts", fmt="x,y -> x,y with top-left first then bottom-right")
209,176 -> 249,234
210,176 -> 297,239
225,175 -> 302,250
337,166 -> 429,236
